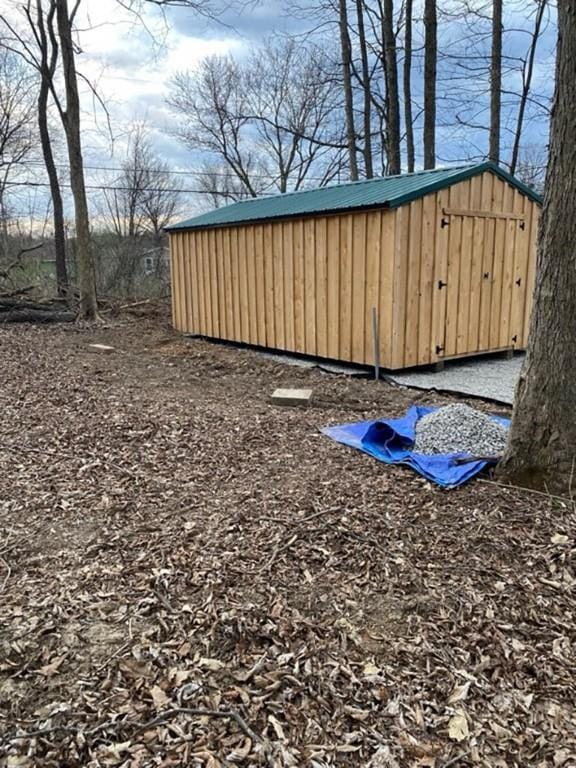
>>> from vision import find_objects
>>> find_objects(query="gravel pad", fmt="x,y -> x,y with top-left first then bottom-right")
389,355 -> 523,404
414,403 -> 508,456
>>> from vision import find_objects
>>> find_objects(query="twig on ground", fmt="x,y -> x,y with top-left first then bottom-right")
93,641 -> 131,674
478,477 -> 575,505
440,750 -> 471,767
119,299 -> 153,310
262,534 -> 299,572
0,556 -> 11,592
8,707 -> 266,748
153,588 -> 175,613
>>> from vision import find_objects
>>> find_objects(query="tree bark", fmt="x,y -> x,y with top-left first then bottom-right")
381,0 -> 401,174
510,0 -> 547,174
36,0 -> 68,296
403,0 -> 415,173
423,0 -> 437,170
497,3 -> 576,495
338,0 -> 358,180
489,0 -> 502,164
355,0 -> 373,178
55,0 -> 98,320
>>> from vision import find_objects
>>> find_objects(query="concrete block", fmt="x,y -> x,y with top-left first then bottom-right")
271,388 -> 313,407
88,343 -> 115,353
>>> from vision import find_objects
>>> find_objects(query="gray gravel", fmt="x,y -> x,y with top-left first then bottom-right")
390,355 -> 524,404
414,403 -> 508,456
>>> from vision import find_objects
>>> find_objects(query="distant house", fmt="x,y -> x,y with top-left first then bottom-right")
166,162 -> 542,370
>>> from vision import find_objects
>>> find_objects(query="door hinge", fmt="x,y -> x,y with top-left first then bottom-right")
515,277 -> 522,286
441,217 -> 450,228
436,344 -> 444,354
438,280 -> 447,290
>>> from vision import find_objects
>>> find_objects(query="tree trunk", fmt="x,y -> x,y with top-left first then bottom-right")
338,0 -> 358,181
355,0 -> 373,178
423,0 -> 437,169
55,0 -> 98,320
510,0 -> 547,174
381,0 -> 401,174
489,0 -> 502,164
497,3 -> 576,495
403,0 -> 415,173
37,45 -> 68,295
38,93 -> 68,297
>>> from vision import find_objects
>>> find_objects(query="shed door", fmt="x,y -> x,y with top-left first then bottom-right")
435,209 -> 528,359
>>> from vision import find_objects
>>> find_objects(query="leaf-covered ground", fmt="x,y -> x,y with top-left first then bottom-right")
0,315 -> 574,768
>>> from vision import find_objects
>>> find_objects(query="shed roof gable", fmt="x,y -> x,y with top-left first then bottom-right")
167,161 -> 542,232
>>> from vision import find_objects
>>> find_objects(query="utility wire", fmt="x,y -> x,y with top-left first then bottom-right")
5,180 -> 277,196
20,159 -> 334,183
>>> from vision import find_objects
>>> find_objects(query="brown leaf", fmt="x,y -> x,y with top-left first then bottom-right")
198,657 -> 225,671
448,712 -> 469,742
150,685 -> 170,711
38,655 -> 66,677
447,681 -> 471,704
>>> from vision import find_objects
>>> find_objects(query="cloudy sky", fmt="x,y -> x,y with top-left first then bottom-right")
66,0 -> 255,210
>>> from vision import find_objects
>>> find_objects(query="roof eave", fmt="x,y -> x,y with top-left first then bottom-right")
387,161 -> 543,209
164,201 -> 395,233
165,161 -> 543,233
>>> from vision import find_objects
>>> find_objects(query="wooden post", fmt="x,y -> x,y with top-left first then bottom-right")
371,307 -> 380,380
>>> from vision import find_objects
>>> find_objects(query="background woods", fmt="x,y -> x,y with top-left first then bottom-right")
0,0 -> 556,308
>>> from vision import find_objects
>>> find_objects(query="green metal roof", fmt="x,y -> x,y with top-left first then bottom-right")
167,161 -> 542,232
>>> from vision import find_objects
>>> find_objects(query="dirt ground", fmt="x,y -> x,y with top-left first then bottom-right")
0,311 -> 575,768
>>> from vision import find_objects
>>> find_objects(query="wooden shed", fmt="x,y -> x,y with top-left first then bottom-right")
166,162 -> 541,370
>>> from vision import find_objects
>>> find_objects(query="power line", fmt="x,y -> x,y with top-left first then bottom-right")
5,180 -> 276,196
20,159 -> 333,184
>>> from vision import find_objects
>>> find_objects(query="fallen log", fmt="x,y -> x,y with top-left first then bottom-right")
0,285 -> 37,299
0,297 -> 66,312
0,308 -> 74,324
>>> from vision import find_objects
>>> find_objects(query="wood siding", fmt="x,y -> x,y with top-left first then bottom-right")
170,170 -> 540,370
388,172 -> 540,368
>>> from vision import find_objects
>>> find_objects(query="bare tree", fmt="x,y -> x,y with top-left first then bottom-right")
403,0 -> 415,173
28,0 -> 68,294
509,0 -> 549,174
0,50 -> 37,248
489,0 -> 502,163
0,0 -> 98,313
498,2 -> 574,494
381,0 -> 401,174
354,0 -> 373,177
103,126 -> 181,237
168,40 -> 346,196
53,0 -> 98,319
514,146 -> 546,194
169,56 -> 261,198
338,0 -> 359,179
423,0 -> 437,169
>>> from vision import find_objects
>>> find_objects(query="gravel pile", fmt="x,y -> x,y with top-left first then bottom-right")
414,403 -> 508,456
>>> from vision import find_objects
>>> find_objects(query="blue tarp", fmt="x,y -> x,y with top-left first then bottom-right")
323,405 -> 510,488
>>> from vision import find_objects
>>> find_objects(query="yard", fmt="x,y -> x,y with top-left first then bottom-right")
0,311 -> 574,767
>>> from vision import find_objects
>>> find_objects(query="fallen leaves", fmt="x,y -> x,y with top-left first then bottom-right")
0,319 -> 575,767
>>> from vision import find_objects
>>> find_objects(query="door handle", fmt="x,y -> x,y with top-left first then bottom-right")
438,280 -> 447,290
483,272 -> 490,279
